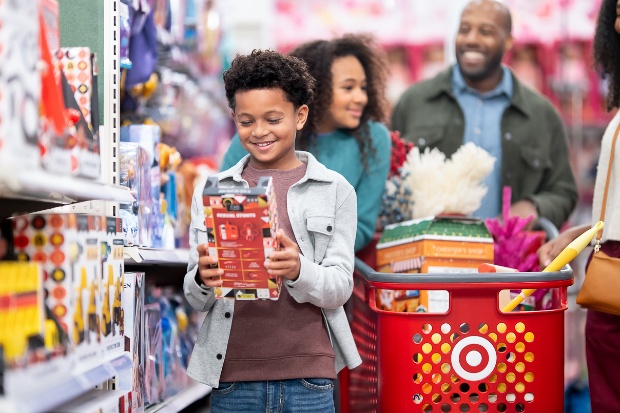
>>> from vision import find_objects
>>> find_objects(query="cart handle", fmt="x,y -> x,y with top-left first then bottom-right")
354,257 -> 573,290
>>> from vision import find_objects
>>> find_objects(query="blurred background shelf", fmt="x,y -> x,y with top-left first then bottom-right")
0,352 -> 132,413
145,382 -> 211,413
124,247 -> 190,266
0,168 -> 133,218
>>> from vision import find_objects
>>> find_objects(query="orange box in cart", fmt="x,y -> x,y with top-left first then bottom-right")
202,176 -> 281,300
376,216 -> 494,313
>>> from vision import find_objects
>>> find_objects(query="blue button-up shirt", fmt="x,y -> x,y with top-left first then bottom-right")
451,65 -> 513,220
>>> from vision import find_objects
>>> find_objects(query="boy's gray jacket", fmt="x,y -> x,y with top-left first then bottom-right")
184,151 -> 362,387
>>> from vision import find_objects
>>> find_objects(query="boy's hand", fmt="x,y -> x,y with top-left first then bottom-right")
197,243 -> 223,287
264,229 -> 301,281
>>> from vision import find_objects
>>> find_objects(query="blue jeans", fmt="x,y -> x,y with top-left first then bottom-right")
210,379 -> 335,413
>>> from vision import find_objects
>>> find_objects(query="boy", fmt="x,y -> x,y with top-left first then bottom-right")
183,50 -> 361,412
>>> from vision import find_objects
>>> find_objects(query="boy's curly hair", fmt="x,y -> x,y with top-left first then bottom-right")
594,0 -> 620,110
290,34 -> 389,168
223,49 -> 315,110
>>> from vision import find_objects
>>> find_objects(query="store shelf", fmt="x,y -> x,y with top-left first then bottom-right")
0,167 -> 133,218
124,247 -> 190,266
0,352 -> 133,413
145,382 -> 212,413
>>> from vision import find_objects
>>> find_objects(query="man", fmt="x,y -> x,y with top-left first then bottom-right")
391,0 -> 577,229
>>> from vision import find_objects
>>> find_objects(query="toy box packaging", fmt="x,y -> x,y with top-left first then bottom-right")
0,0 -> 41,175
143,302 -> 164,406
118,272 -> 145,412
3,214 -> 79,360
202,176 -> 282,300
0,262 -> 44,368
376,216 -> 494,313
120,125 -> 163,247
100,217 -> 125,358
119,141 -> 152,247
58,47 -> 100,179
72,214 -> 104,366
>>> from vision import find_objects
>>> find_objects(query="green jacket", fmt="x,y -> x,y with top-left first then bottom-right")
391,67 -> 578,228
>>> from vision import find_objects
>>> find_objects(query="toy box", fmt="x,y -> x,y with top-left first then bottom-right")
73,215 -> 103,366
101,217 -> 125,358
4,214 -> 79,359
376,216 -> 494,313
118,272 -> 145,412
119,141 -> 152,247
202,176 -> 282,300
0,262 -> 44,368
0,0 -> 41,175
143,302 -> 164,406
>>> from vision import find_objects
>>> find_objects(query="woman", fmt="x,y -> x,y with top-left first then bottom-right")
538,1 -> 620,410
220,34 -> 391,252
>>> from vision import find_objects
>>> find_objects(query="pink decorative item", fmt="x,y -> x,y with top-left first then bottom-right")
485,186 -> 541,272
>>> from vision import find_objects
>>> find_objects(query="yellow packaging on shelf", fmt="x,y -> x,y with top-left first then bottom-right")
0,262 -> 44,365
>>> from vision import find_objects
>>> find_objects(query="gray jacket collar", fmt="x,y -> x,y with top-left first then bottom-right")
219,150 -> 334,184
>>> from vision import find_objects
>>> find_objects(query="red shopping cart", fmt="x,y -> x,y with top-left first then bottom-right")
339,257 -> 573,413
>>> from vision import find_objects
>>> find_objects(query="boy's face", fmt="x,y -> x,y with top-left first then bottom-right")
233,88 -> 308,170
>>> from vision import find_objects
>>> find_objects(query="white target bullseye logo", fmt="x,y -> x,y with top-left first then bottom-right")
451,336 -> 497,381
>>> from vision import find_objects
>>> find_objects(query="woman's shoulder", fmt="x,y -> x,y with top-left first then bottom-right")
366,120 -> 391,151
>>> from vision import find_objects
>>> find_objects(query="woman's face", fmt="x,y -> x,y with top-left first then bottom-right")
616,0 -> 620,35
320,55 -> 368,132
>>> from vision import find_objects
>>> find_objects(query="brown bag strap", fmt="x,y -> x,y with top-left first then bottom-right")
597,121 -> 620,243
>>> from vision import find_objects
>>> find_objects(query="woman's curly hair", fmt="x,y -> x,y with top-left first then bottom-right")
594,0 -> 620,110
290,34 -> 389,167
223,49 -> 315,110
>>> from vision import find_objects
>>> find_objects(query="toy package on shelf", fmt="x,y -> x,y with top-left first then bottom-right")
376,216 -> 494,313
120,125 -> 163,247
0,262 -> 44,368
2,214 -> 79,363
58,47 -> 101,179
119,141 -> 152,247
100,217 -> 125,358
143,302 -> 164,406
118,272 -> 145,413
72,215 -> 104,366
0,0 -> 42,175
202,176 -> 282,300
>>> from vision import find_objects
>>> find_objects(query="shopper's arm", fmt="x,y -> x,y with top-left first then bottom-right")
183,181 -> 218,312
390,95 -> 408,135
285,185 -> 357,310
353,122 -> 391,251
220,133 -> 249,171
526,113 -> 578,228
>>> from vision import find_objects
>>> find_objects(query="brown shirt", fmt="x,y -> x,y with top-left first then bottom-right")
219,162 -> 336,382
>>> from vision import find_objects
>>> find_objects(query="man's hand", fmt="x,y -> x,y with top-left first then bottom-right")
510,200 -> 539,230
264,229 -> 301,281
197,243 -> 223,288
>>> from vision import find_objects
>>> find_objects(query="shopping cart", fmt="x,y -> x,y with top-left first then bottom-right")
339,257 -> 573,413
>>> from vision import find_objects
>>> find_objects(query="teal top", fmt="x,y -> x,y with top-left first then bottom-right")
220,121 -> 391,251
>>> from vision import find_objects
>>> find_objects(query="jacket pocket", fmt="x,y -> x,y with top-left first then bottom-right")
404,126 -> 445,150
306,215 -> 335,264
520,146 -> 552,171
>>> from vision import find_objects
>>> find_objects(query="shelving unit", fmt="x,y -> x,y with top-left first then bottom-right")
124,247 -> 190,266
145,383 -> 212,413
0,352 -> 132,413
0,167 -> 133,218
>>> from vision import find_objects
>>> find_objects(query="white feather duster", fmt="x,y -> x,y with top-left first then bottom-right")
400,142 -> 496,219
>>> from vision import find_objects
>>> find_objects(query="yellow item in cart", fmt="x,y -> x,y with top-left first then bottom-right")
502,221 -> 605,312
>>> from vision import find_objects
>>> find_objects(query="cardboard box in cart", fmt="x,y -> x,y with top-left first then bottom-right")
376,216 -> 494,312
202,176 -> 282,300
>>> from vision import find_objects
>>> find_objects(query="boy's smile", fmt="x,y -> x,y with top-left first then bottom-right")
233,88 -> 308,170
